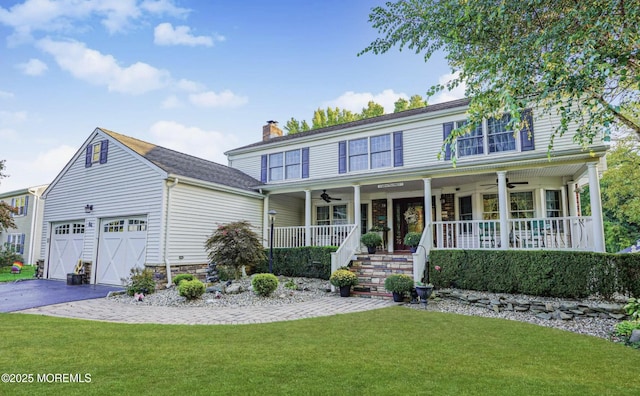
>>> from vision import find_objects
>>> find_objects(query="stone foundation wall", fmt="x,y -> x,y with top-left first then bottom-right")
437,290 -> 630,321
146,263 -> 208,289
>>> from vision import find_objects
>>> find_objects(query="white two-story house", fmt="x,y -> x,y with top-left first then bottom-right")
0,185 -> 47,265
39,98 -> 608,286
226,98 -> 608,280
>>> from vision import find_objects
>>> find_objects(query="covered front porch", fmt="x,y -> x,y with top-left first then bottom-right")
263,161 -> 606,277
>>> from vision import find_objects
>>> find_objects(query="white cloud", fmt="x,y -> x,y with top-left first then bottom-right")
176,78 -> 204,92
161,95 -> 182,109
189,90 -> 248,108
154,22 -> 221,47
148,121 -> 238,164
37,38 -> 170,95
16,58 -> 48,76
430,71 -> 466,104
0,90 -> 14,99
0,144 -> 75,193
323,89 -> 407,113
0,0 -> 191,43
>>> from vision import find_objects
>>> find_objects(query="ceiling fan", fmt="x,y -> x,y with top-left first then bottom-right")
320,190 -> 342,203
481,178 -> 529,189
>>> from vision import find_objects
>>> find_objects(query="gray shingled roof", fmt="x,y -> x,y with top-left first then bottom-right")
228,98 -> 471,152
100,129 -> 261,192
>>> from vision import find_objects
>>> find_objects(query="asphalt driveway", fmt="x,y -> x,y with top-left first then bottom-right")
0,279 -> 123,313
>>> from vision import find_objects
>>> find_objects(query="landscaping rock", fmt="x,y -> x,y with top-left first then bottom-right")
225,283 -> 244,294
630,329 -> 640,344
536,313 -> 552,320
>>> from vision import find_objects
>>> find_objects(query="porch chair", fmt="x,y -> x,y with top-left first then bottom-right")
479,222 -> 498,248
527,220 -> 546,248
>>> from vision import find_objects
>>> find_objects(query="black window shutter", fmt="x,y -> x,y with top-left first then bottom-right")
260,155 -> 267,183
24,195 -> 28,216
520,109 -> 535,152
20,234 -> 25,254
99,140 -> 109,164
85,145 -> 92,168
10,198 -> 14,217
301,147 -> 309,178
393,131 -> 403,167
338,141 -> 347,173
443,122 -> 454,160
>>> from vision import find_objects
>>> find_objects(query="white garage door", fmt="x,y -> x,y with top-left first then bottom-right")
96,217 -> 148,285
48,222 -> 85,280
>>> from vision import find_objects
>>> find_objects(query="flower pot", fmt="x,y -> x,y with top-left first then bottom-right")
409,246 -> 417,253
415,285 -> 433,306
367,246 -> 376,254
339,285 -> 351,297
392,291 -> 404,302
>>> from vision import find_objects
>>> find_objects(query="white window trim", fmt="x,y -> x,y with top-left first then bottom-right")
457,118 -> 521,159
267,149 -> 303,182
347,133 -> 393,172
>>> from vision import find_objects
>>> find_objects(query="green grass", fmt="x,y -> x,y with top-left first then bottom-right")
0,265 -> 35,282
1,307 -> 639,395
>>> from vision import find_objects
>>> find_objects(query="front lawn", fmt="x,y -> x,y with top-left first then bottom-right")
0,265 -> 35,282
1,307 -> 639,395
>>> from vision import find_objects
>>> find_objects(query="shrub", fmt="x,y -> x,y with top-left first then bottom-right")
173,273 -> 195,286
614,320 -> 640,337
403,232 -> 422,247
178,279 -> 206,300
384,274 -> 414,294
123,267 -> 156,296
284,279 -> 297,290
0,243 -> 23,269
253,246 -> 336,279
329,269 -> 358,288
205,221 -> 266,280
624,298 -> 640,320
252,273 -> 279,296
361,232 -> 382,248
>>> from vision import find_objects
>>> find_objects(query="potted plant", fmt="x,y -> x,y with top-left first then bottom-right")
384,274 -> 414,302
403,232 -> 422,252
330,268 -> 358,297
414,281 -> 434,306
361,232 -> 383,254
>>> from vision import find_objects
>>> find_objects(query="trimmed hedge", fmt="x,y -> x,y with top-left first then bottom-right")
254,246 -> 336,279
429,250 -> 640,299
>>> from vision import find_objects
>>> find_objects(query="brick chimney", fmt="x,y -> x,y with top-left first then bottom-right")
262,120 -> 283,141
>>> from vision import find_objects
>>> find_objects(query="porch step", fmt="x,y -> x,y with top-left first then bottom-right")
347,253 -> 415,300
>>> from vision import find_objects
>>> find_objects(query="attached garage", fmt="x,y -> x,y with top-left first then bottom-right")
47,221 -> 85,280
95,216 -> 148,285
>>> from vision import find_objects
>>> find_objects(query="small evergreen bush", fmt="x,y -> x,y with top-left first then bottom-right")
252,273 -> 279,297
178,279 -> 206,300
384,274 -> 414,294
173,273 -> 195,286
123,267 -> 156,296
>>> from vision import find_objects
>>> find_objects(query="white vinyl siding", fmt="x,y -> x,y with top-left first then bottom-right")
165,184 -> 263,263
41,133 -> 166,266
269,195 -> 304,227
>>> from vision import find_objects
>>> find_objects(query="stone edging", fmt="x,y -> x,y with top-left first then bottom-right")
436,290 -> 630,321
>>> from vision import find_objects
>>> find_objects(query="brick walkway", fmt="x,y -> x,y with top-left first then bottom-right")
15,296 -> 397,325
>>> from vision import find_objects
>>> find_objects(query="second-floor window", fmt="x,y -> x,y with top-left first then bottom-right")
444,109 -> 534,160
12,196 -> 28,217
261,148 -> 309,183
339,131 -> 403,173
85,139 -> 109,168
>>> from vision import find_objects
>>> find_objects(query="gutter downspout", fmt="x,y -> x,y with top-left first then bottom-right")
27,188 -> 39,265
164,178 -> 179,287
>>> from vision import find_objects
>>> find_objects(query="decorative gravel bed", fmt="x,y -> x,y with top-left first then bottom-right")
109,277 -> 621,340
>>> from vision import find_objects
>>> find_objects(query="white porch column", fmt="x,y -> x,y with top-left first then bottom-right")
263,194 -> 270,248
588,163 -> 606,252
433,188 -> 443,221
497,171 -> 509,249
353,185 -> 361,250
423,178 -> 433,244
304,189 -> 311,246
566,181 -> 578,217
386,197 -> 393,253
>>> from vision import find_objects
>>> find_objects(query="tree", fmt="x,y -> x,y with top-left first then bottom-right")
0,160 -> 16,232
204,221 -> 266,280
361,0 -> 640,149
311,107 -> 360,129
394,97 -> 409,112
408,94 -> 426,110
284,117 -> 311,134
360,101 -> 385,119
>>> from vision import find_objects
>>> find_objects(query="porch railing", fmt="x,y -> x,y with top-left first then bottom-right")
330,226 -> 360,290
432,217 -> 593,250
271,224 -> 357,249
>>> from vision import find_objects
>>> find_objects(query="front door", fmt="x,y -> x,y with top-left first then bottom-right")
393,198 -> 426,251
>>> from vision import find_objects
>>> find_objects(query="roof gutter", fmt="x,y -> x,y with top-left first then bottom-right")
164,178 -> 179,287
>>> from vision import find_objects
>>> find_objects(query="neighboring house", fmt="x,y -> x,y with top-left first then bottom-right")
226,98 -> 609,280
0,185 -> 47,265
40,128 -> 262,285
619,240 -> 640,254
39,98 -> 609,286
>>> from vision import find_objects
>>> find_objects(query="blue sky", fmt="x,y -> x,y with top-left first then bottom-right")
0,0 -> 461,194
